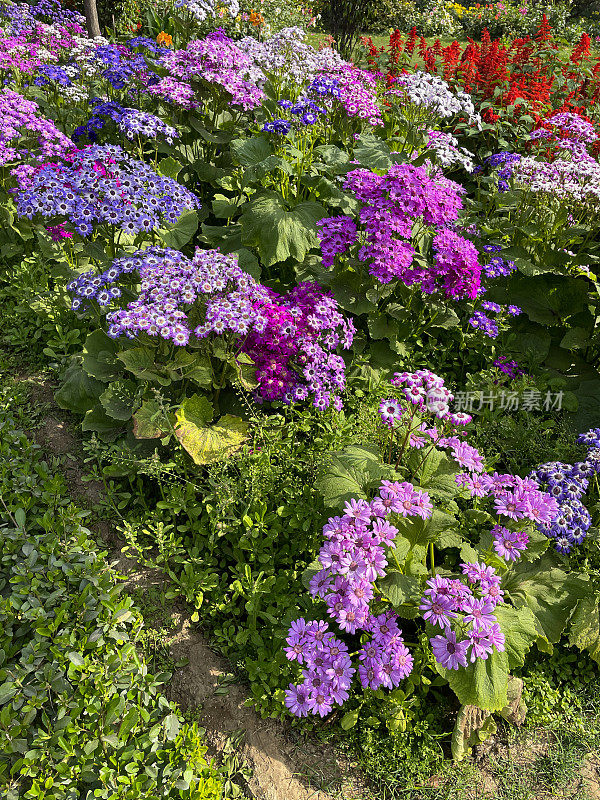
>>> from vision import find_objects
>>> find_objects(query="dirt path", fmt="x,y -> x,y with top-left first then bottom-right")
26,375 -> 363,800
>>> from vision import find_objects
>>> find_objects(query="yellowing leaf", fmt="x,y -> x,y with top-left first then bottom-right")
174,397 -> 248,464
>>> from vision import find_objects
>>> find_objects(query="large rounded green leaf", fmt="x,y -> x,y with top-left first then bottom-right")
240,191 -> 326,267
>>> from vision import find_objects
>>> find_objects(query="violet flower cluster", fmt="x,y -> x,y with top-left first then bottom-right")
317,164 -> 481,298
15,144 -> 199,236
493,356 -> 525,379
74,99 -> 179,145
421,565 -> 506,669
530,429 -> 600,553
0,88 -> 73,166
285,481 -> 428,717
384,373 -> 558,528
481,245 -> 517,279
468,301 -> 521,339
93,42 -> 150,91
482,152 -> 522,192
237,26 -> 345,86
275,96 -> 327,127
68,247 -> 353,411
530,112 -> 598,162
2,0 -> 84,31
161,30 -> 265,110
466,246 -> 521,338
388,369 -> 470,426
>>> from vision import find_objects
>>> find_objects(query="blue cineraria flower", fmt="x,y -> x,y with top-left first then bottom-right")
263,119 -> 291,135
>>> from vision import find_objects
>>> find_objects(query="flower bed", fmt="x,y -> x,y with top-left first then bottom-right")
0,0 -> 599,793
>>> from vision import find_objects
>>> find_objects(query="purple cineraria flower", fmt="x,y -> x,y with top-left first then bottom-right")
370,519 -> 398,546
492,525 -> 528,561
461,597 -> 497,630
309,568 -> 333,598
316,215 -> 358,268
263,119 -> 291,134
307,689 -> 334,718
486,623 -> 506,652
369,612 -> 401,643
450,412 -> 472,426
467,628 -> 494,661
529,445 -> 596,553
395,483 -> 433,519
461,561 -> 493,583
468,310 -> 499,338
285,632 -> 308,663
419,593 -> 456,628
430,630 -> 469,670
482,301 -> 502,313
71,248 -> 352,412
318,162 -> 481,297
0,88 -> 74,167
578,427 -> 600,448
358,661 -> 384,690
284,683 -> 311,716
480,580 -> 505,606
342,498 -> 373,525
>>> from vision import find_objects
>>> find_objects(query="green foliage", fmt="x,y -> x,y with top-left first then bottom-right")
86,399 -> 378,718
56,328 -> 251,463
0,387 -> 223,800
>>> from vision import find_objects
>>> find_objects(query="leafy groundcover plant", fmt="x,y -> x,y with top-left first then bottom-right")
0,387 -> 223,800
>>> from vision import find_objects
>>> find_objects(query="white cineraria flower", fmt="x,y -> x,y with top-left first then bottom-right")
427,129 -> 475,172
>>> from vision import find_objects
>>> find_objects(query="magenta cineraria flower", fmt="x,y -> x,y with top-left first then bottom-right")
378,398 -> 403,426
317,163 -> 481,298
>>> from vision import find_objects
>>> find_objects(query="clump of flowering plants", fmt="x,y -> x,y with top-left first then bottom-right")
308,146 -> 489,375
284,368 -> 591,747
57,246 -> 354,458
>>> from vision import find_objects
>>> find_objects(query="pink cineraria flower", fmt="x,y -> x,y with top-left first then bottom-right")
451,441 -> 484,473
